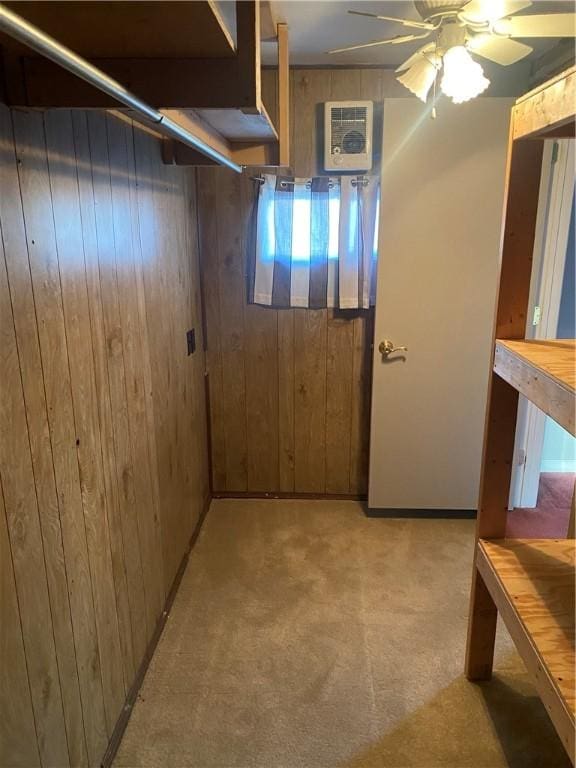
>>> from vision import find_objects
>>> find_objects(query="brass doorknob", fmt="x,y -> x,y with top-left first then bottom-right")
379,339 -> 408,357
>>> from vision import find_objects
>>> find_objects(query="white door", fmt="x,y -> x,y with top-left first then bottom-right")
368,98 -> 512,511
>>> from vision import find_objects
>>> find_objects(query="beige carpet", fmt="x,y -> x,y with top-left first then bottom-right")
114,499 -> 570,768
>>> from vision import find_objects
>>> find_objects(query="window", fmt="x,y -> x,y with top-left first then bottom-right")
250,175 -> 379,309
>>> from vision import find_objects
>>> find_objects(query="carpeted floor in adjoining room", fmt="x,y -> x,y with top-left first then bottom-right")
114,499 -> 571,768
507,472 -> 575,538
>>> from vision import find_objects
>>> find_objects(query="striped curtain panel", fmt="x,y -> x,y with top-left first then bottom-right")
250,174 -> 379,309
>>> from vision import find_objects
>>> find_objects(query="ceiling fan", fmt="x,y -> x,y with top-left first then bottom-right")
328,1 -> 576,104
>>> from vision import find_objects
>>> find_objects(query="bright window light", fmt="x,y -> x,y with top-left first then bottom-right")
328,196 -> 340,260
259,183 -> 380,266
291,197 -> 311,262
373,192 -> 380,260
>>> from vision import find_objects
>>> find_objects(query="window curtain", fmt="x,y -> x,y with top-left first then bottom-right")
250,174 -> 379,309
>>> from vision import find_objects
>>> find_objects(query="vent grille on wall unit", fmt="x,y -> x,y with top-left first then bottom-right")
324,100 -> 373,172
330,106 -> 368,154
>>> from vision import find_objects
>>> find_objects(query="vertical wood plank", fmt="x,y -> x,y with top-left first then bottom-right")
277,23 -> 290,168
71,110 -> 139,688
84,111 -> 144,675
242,174 -> 280,491
349,310 -> 374,494
124,119 -> 165,583
133,127 -> 185,590
261,69 -> 278,136
106,113 -> 164,642
292,71 -> 332,493
278,308 -> 295,491
495,139 -> 545,338
44,110 -> 127,734
0,105 -> 89,766
0,166 -> 69,765
244,301 -> 280,490
215,169 -> 248,491
181,169 -> 211,513
293,309 -> 328,492
153,152 -> 198,578
132,126 -> 175,593
149,138 -> 186,588
0,479 -> 40,768
325,310 -> 354,494
197,168 -> 227,491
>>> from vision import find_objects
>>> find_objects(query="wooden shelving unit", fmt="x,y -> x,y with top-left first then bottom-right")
494,340 -> 575,435
466,66 -> 576,765
477,538 -> 575,751
0,1 -> 290,168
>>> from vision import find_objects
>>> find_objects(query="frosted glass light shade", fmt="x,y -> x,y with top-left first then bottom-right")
396,55 -> 440,103
440,46 -> 490,103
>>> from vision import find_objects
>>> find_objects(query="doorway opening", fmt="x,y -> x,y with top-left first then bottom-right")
508,139 -> 575,538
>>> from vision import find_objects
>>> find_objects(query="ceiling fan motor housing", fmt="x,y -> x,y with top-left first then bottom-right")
414,1 -> 465,21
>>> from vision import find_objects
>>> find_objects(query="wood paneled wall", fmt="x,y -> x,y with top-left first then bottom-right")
0,105 -> 209,767
198,69 -> 390,496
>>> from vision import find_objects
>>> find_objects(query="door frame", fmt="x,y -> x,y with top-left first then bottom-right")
509,138 -> 575,509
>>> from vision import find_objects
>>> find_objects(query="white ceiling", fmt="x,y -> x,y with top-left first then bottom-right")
261,0 -> 574,71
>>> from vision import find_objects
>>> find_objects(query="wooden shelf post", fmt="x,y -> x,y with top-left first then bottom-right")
465,65 -> 576,764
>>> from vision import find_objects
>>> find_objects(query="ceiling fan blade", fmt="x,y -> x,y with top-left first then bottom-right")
327,32 -> 430,55
496,13 -> 576,37
396,43 -> 436,72
460,0 -> 532,24
347,10 -> 436,31
467,34 -> 532,64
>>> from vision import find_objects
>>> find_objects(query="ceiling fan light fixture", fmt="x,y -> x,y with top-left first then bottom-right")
396,54 -> 441,102
440,45 -> 490,103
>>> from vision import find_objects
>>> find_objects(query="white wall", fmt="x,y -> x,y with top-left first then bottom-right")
541,419 -> 576,472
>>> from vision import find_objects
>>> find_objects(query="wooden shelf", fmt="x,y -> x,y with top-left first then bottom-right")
195,105 -> 278,143
0,1 -> 236,58
160,102 -> 281,168
513,65 -> 576,140
0,2 -> 290,169
467,68 -> 576,766
477,538 -> 575,758
494,340 -> 576,437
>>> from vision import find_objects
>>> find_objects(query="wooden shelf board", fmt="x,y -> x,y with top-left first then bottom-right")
195,105 -> 278,143
477,538 -> 575,759
494,340 -> 576,437
513,65 -> 576,140
159,109 -> 280,167
0,1 -> 236,58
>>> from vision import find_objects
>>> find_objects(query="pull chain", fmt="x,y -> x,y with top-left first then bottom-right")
431,40 -> 439,120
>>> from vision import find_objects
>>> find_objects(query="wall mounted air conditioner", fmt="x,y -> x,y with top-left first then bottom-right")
324,100 -> 373,172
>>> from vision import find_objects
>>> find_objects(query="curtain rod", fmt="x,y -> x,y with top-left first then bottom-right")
0,3 -> 242,173
251,175 -> 371,187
